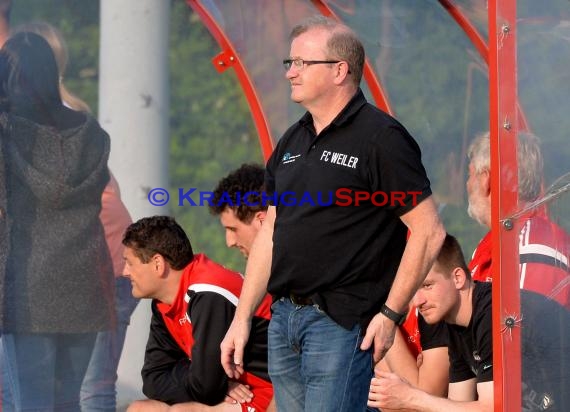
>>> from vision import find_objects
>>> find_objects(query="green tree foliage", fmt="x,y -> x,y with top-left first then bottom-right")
168,1 -> 262,271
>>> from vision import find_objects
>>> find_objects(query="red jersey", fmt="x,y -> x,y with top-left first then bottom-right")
144,254 -> 273,409
468,215 -> 570,309
156,254 -> 272,357
401,308 -> 421,358
469,231 -> 493,283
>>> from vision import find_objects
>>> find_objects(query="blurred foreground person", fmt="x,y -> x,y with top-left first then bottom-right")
0,32 -> 113,411
12,21 -> 139,411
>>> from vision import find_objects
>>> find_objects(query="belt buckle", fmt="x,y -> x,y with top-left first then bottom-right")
289,294 -> 312,306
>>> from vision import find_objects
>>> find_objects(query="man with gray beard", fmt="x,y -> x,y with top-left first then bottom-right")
466,131 -> 570,308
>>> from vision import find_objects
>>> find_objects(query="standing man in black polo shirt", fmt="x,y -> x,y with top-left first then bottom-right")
221,15 -> 445,412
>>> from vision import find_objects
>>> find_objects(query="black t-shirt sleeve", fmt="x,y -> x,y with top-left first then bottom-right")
367,124 -> 432,216
418,315 -> 448,351
140,294 -> 236,406
473,286 -> 493,383
448,284 -> 493,384
447,327 -> 475,383
140,301 -> 194,404
265,134 -> 288,202
185,291 -> 237,405
265,150 -> 277,198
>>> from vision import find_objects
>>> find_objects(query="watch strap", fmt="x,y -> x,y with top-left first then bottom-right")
380,303 -> 406,326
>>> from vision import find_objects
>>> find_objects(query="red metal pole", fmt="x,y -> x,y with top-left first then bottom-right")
488,0 -> 521,411
186,0 -> 275,161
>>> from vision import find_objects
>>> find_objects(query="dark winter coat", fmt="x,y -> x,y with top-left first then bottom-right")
0,112 -> 114,333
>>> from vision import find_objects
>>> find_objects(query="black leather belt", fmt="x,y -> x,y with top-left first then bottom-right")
289,294 -> 314,306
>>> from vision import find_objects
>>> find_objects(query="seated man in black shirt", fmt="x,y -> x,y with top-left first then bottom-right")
368,233 -> 570,412
372,306 -> 449,399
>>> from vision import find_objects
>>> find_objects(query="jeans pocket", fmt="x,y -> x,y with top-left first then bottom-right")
270,298 -> 284,313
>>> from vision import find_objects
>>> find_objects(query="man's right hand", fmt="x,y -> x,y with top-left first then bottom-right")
221,317 -> 252,379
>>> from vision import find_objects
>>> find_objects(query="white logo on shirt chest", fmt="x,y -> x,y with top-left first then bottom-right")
282,152 -> 301,164
319,150 -> 359,169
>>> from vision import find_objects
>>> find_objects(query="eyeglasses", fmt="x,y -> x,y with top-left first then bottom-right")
283,58 -> 340,71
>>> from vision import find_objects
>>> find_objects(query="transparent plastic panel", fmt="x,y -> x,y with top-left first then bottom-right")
0,1 -> 266,409
515,1 -> 570,409
1,0 -> 118,409
452,0 -> 489,38
5,1 -> 569,410
200,0 -> 320,139
169,2 -> 264,270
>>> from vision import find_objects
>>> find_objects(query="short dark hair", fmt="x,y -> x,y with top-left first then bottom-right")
122,216 -> 194,270
435,234 -> 471,280
209,163 -> 267,223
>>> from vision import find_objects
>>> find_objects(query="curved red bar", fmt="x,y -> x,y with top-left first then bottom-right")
438,0 -> 528,130
186,0 -> 275,161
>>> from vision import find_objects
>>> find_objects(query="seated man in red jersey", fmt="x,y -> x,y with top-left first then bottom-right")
467,131 -> 570,308
123,216 -> 273,412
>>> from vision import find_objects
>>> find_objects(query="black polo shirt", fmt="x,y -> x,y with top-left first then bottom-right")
265,89 -> 432,330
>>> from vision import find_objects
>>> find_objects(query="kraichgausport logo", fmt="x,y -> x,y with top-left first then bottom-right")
147,188 -> 423,208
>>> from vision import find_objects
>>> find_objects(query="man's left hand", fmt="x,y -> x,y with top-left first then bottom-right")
360,312 -> 397,363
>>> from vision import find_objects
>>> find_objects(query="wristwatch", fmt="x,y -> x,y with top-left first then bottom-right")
380,304 -> 406,326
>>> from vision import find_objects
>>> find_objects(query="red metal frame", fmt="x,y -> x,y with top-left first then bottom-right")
310,0 -> 394,115
186,0 -> 275,161
488,1 -> 521,411
439,0 -> 488,62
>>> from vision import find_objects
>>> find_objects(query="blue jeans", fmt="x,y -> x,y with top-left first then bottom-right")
80,276 -> 139,412
268,298 -> 373,412
1,332 -> 96,412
